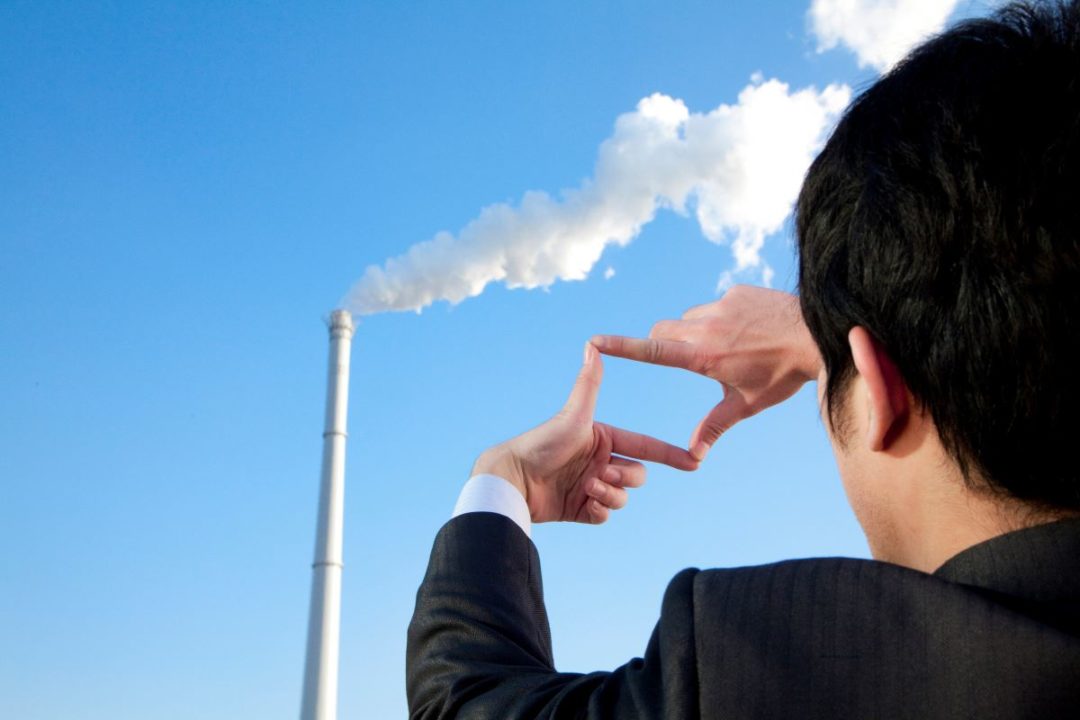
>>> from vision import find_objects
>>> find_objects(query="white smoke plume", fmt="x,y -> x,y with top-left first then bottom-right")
808,0 -> 961,72
344,78 -> 851,316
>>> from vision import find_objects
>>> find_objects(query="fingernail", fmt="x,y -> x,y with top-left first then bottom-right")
583,342 -> 595,364
691,441 -> 709,461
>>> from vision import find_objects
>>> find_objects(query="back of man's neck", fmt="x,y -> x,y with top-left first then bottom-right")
873,477 -> 1074,574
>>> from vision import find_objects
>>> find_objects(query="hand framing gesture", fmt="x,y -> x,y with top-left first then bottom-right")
593,286 -> 822,460
472,343 -> 699,524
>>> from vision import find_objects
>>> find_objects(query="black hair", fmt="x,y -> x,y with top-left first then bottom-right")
796,1 -> 1080,510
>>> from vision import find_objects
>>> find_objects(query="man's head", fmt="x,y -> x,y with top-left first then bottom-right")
796,0 -> 1080,561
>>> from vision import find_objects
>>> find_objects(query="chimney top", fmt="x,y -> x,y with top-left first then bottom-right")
327,309 -> 355,337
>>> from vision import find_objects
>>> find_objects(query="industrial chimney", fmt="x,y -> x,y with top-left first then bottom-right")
300,309 -> 355,720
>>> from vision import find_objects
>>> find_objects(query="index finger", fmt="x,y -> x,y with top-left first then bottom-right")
601,423 -> 700,471
590,335 -> 698,371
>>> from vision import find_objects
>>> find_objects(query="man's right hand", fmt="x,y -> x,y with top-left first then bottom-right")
591,285 -> 822,461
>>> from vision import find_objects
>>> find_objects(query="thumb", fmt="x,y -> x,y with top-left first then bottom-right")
689,390 -> 748,460
563,342 -> 604,422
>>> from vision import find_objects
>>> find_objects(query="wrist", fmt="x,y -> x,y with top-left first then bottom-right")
798,341 -> 824,383
472,446 -> 528,501
784,294 -> 823,382
792,321 -> 823,382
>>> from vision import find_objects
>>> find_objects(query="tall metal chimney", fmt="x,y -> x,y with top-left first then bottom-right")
301,309 -> 355,720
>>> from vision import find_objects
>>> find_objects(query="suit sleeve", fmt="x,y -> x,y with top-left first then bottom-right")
406,512 -> 700,720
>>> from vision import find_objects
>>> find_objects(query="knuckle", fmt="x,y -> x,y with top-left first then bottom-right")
702,316 -> 725,334
703,422 -> 728,442
644,340 -> 665,364
681,304 -> 702,320
728,284 -> 749,299
702,320 -> 731,347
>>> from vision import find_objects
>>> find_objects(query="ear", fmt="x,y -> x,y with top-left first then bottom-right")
847,326 -> 910,452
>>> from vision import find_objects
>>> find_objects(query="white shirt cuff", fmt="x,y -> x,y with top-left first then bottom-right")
452,474 -> 532,539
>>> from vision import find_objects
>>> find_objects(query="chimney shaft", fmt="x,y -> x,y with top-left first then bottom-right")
301,309 -> 355,720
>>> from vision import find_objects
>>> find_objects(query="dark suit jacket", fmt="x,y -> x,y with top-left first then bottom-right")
407,513 -> 1080,719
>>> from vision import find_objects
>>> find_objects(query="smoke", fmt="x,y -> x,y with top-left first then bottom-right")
808,0 -> 961,72
344,78 -> 850,316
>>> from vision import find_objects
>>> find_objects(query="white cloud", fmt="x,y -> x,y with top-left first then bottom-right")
603,266 -> 616,280
343,78 -> 850,315
808,0 -> 960,72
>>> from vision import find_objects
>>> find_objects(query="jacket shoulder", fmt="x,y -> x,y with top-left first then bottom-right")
683,557 -> 1080,718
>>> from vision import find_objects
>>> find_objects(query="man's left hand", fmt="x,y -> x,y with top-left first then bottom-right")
472,343 -> 700,524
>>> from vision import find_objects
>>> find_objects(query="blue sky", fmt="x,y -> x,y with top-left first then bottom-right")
1,2 -> 986,717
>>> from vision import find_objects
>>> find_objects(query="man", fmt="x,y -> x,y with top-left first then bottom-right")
407,1 -> 1080,717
